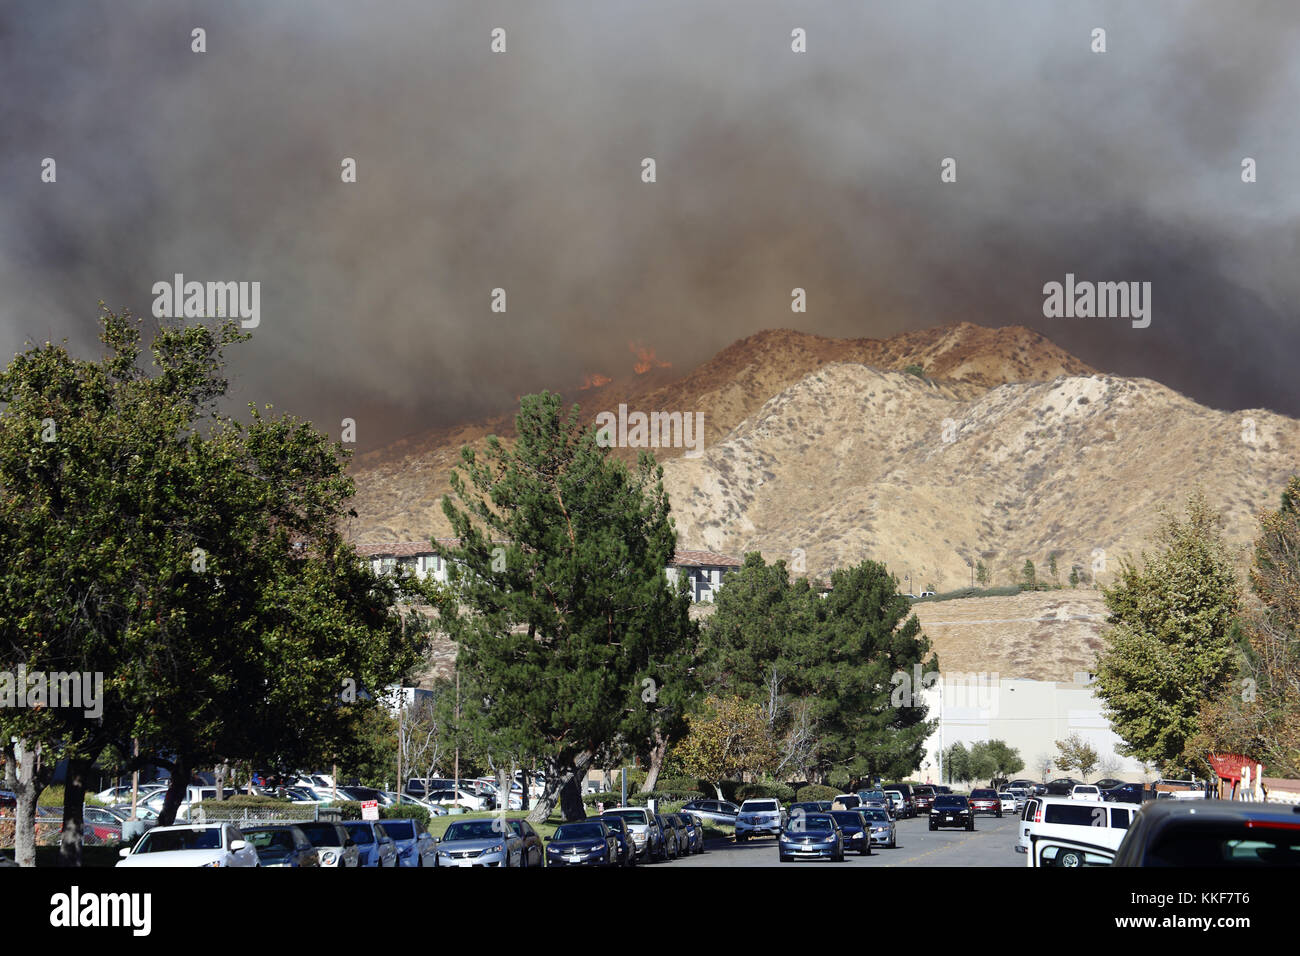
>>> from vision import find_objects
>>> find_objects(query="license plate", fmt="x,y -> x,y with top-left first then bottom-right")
458,860 -> 473,868
567,855 -> 582,862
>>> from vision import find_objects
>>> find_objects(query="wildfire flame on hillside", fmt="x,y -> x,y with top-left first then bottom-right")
579,372 -> 613,390
631,341 -> 671,375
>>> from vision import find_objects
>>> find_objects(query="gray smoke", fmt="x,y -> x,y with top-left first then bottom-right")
3,0 -> 1299,451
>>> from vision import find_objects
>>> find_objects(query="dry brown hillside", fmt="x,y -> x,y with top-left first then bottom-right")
348,323 -> 1095,541
659,363 -> 1300,588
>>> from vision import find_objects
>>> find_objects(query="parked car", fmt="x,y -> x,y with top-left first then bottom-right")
342,820 -> 399,868
380,817 -> 439,867
1091,778 -> 1125,792
94,784 -> 167,804
968,789 -> 1002,817
673,812 -> 703,854
884,790 -> 906,818
507,818 -> 544,868
116,823 -> 258,868
881,783 -> 916,817
654,813 -> 681,859
1044,777 -> 1082,796
436,818 -> 522,867
930,794 -> 975,831
82,807 -> 126,845
997,792 -> 1018,814
679,799 -> 739,825
831,793 -> 862,811
545,820 -> 619,867
1110,799 -> 1300,867
829,810 -> 873,855
1070,785 -> 1103,802
424,788 -> 491,812
860,805 -> 896,847
601,807 -> 659,861
599,814 -> 638,866
390,792 -> 449,815
735,798 -> 784,841
1101,782 -> 1148,805
912,785 -> 937,813
778,812 -> 845,862
242,825 -> 321,868
1018,796 -> 1136,865
295,821 -> 360,868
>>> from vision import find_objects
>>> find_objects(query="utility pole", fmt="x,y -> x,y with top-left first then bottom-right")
396,685 -> 404,802
453,671 -> 460,790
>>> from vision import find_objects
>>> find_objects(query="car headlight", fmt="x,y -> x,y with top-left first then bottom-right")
202,860 -> 223,868
321,851 -> 337,865
488,844 -> 503,853
589,843 -> 605,852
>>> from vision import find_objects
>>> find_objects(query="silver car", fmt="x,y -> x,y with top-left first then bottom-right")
860,805 -> 897,848
436,818 -> 523,867
735,799 -> 784,841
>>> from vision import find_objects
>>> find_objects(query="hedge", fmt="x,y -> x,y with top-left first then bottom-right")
380,805 -> 431,828
793,784 -> 840,803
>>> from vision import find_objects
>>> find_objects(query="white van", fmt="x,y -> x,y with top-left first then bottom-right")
1018,796 -> 1137,866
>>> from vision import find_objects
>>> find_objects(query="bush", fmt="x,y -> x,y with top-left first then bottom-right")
735,781 -> 796,804
332,801 -> 363,821
717,780 -> 744,803
582,791 -> 622,808
793,784 -> 840,803
195,795 -> 290,809
37,786 -> 107,808
380,805 -> 431,828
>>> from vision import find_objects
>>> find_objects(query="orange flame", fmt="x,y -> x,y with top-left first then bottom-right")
579,372 -> 613,390
630,341 -> 670,375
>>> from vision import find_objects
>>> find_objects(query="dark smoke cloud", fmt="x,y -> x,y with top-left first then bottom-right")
3,0 -> 1298,452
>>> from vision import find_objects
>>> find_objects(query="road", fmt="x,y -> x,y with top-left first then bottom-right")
667,812 -> 1024,868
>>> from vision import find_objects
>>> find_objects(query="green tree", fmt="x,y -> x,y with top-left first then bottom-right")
1069,566 -> 1081,588
944,742 -> 970,784
1048,553 -> 1059,586
1020,560 -> 1038,590
1093,492 -> 1241,774
1193,477 -> 1300,776
1054,732 -> 1100,779
975,561 -> 990,586
985,740 -> 1025,782
967,741 -> 998,785
436,392 -> 698,823
0,309 -> 423,864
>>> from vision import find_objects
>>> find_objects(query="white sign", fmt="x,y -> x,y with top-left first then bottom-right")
361,800 -> 379,821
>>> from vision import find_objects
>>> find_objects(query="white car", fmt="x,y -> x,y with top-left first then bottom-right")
391,792 -> 449,816
997,792 -> 1018,814
94,784 -> 167,804
116,823 -> 259,868
1069,785 -> 1103,802
425,788 -> 491,812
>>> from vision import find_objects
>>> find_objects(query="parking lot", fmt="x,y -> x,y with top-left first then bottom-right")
674,811 -> 1022,868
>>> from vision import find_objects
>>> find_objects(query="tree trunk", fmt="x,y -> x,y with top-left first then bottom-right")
59,747 -> 103,867
9,738 -> 50,868
559,776 -> 586,822
526,752 -> 592,824
156,755 -> 191,828
643,728 -> 669,793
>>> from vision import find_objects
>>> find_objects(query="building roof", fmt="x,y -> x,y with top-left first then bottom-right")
352,540 -> 741,568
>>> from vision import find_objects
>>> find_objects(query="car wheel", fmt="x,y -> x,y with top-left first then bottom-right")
889,834 -> 896,848
1059,850 -> 1083,868
996,811 -> 1002,818
929,822 -> 936,831
860,842 -> 870,856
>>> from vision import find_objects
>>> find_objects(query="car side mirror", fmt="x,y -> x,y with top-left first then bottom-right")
119,847 -> 132,858
230,840 -> 247,851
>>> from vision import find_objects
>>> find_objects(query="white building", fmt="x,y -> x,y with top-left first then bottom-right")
917,671 -> 1147,784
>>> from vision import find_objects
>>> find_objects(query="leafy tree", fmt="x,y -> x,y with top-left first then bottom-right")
1054,732 -> 1100,779
1193,477 -> 1300,776
944,742 -> 970,784
436,392 -> 698,823
1020,560 -> 1037,590
903,364 -> 925,379
1069,566 -> 1081,588
967,742 -> 998,785
675,695 -> 778,798
975,561 -> 989,586
984,740 -> 1025,781
1093,492 -> 1241,774
1048,553 -> 1059,586
0,308 -> 423,864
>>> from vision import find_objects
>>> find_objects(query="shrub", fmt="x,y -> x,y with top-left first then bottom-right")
582,791 -> 622,808
332,801 -> 362,821
793,784 -> 840,803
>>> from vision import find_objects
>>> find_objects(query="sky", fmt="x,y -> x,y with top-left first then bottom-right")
3,1 -> 1298,451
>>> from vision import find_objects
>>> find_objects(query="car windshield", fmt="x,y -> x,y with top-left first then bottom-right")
297,824 -> 343,846
136,828 -> 222,853
935,796 -> 967,808
601,817 -> 626,831
971,790 -> 996,798
245,830 -> 295,853
602,810 -> 647,825
795,814 -> 835,830
444,821 -> 499,841
554,824 -> 605,841
863,809 -> 891,822
343,824 -> 374,844
744,801 -> 778,812
830,812 -> 862,826
382,822 -> 415,840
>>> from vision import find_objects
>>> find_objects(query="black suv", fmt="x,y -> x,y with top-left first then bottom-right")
930,795 -> 974,831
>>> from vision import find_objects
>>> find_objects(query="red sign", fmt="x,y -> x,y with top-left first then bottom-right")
361,799 -> 379,820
